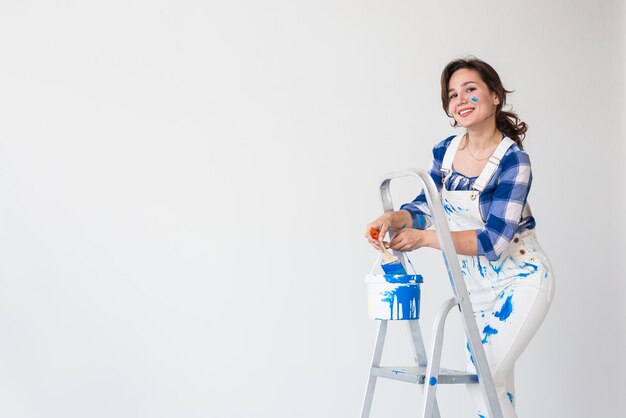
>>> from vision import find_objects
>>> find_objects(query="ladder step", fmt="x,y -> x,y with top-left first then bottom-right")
371,366 -> 478,384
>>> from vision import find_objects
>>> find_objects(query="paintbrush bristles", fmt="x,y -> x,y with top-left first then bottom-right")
380,244 -> 398,263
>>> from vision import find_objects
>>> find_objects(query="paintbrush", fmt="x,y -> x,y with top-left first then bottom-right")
370,227 -> 407,275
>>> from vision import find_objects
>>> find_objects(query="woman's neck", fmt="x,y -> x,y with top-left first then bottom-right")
466,122 -> 500,151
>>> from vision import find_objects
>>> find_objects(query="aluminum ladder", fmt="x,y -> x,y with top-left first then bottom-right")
360,168 -> 504,418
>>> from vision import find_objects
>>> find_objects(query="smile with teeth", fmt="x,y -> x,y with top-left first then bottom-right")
459,108 -> 475,117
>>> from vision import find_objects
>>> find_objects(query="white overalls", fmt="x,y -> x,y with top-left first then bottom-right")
440,136 -> 555,418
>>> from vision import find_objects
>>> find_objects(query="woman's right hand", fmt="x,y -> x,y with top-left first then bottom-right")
365,213 -> 392,251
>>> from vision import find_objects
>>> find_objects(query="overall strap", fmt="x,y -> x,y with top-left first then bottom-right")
440,136 -> 463,182
471,137 -> 515,192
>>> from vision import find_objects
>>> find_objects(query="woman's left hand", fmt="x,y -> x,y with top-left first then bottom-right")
389,228 -> 430,252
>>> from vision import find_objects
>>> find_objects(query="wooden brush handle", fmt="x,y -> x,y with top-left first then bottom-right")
371,227 -> 397,262
380,246 -> 397,263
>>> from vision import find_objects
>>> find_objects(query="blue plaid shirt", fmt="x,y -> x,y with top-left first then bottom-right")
400,135 -> 535,261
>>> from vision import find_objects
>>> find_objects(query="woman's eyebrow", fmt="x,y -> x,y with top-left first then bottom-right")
448,81 -> 478,93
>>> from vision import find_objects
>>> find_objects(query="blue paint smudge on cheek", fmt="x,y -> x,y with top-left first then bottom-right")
481,325 -> 498,344
470,96 -> 479,103
493,295 -> 514,322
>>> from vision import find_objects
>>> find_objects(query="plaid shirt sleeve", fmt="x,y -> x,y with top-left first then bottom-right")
399,137 -> 453,229
477,150 -> 532,261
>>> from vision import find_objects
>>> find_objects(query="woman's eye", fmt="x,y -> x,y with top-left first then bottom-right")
466,87 -> 476,93
449,93 -> 457,100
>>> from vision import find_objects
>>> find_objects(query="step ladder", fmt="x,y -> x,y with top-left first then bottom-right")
360,168 -> 504,418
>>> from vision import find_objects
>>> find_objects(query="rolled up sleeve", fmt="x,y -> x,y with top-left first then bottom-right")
476,152 -> 532,261
400,137 -> 452,230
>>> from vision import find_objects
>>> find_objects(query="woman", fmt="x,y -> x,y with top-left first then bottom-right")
365,57 -> 554,418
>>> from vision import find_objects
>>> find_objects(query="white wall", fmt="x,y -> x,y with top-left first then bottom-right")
0,1 -> 623,417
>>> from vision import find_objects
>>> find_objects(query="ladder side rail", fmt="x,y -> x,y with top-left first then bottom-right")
407,321 -> 441,418
422,297 -> 458,418
406,321 -> 428,368
361,320 -> 388,418
382,178 -> 441,418
378,169 -> 504,418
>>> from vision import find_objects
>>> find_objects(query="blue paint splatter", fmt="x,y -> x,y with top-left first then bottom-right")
466,342 -> 475,365
381,284 -> 421,320
470,96 -> 479,103
478,414 -> 485,418
507,391 -> 514,404
443,201 -> 456,215
442,200 -> 469,216
493,295 -> 513,322
429,376 -> 437,386
481,325 -> 498,344
517,262 -> 539,278
489,260 -> 504,275
476,257 -> 486,278
381,291 -> 394,303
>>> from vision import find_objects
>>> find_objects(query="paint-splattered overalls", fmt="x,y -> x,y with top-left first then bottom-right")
440,136 -> 555,418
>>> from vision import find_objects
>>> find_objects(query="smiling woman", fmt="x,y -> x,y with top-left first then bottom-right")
365,57 -> 555,418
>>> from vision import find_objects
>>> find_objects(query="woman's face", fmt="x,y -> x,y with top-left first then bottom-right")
447,68 -> 499,129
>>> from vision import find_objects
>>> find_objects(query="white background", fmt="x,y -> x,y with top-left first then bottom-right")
0,1 -> 624,417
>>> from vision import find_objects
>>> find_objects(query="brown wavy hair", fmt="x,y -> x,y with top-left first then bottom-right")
440,57 -> 527,148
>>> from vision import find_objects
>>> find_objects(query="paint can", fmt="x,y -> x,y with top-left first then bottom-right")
364,274 -> 423,320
